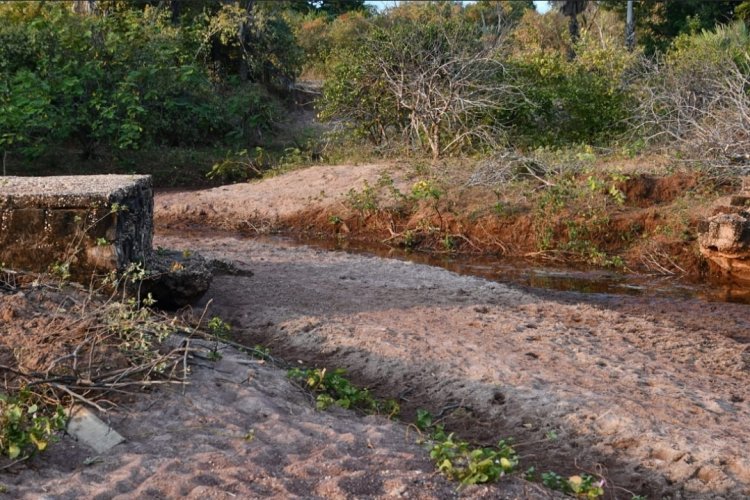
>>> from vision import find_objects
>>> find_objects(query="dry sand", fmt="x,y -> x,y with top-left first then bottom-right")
149,231 -> 750,499
2,336 -> 549,499
155,163 -> 406,233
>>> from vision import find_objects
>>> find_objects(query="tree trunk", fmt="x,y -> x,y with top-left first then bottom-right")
561,0 -> 586,60
625,0 -> 635,52
71,1 -> 96,15
170,0 -> 182,24
431,124 -> 440,161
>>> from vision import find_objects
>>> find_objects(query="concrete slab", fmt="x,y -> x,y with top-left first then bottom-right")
67,406 -> 125,454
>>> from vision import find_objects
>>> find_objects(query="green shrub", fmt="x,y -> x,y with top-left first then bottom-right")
507,35 -> 637,147
0,3 -> 289,162
288,367 -> 399,416
319,9 -> 517,158
0,391 -> 66,460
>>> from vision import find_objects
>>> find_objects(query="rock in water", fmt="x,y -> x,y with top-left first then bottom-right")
699,177 -> 750,283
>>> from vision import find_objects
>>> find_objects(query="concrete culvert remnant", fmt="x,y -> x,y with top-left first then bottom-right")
699,176 -> 750,283
0,175 -> 153,279
0,175 -> 211,306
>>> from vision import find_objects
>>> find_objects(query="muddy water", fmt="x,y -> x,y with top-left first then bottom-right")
263,234 -> 750,306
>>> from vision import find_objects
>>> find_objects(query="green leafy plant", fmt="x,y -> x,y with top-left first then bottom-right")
50,262 -> 71,281
0,391 -> 66,460
410,179 -> 442,201
250,344 -> 271,361
206,148 -> 269,182
287,367 -> 399,416
415,408 -> 434,431
541,471 -> 605,499
430,433 -> 518,485
206,350 -> 222,361
205,316 -> 232,360
416,409 -> 518,486
345,180 -> 380,215
207,316 -> 231,339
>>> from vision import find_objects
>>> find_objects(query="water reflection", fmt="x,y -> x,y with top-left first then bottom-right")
269,234 -> 750,305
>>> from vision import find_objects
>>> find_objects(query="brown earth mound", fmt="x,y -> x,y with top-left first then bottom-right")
155,163 -> 714,279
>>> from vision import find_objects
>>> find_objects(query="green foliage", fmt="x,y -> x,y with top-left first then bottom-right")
287,367 -> 399,416
320,6 -> 513,157
286,9 -> 371,78
318,43 -> 403,145
50,262 -> 72,281
529,160 -> 629,268
634,22 -> 750,158
410,180 -> 442,202
464,0 -> 534,30
207,316 -> 232,340
666,21 -> 750,77
320,3 -> 637,153
417,409 -> 518,486
601,0 -> 740,54
430,434 -> 518,485
207,148 -> 268,182
507,35 -> 637,147
205,2 -> 302,87
0,2 -> 289,162
541,471 -> 605,499
345,180 -> 380,215
0,391 -> 66,460
415,408 -> 434,431
104,264 -> 174,366
287,0 -> 367,19
0,69 -> 59,162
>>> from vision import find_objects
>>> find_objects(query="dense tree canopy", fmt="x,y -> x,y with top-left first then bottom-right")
1,0 -> 749,167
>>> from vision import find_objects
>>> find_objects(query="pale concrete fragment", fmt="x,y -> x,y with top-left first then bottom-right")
699,185 -> 750,282
67,406 -> 125,454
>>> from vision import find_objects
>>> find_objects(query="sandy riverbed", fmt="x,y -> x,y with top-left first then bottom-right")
149,230 -> 750,499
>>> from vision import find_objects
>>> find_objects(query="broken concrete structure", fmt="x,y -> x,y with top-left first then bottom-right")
0,175 -> 213,307
0,175 -> 153,280
698,176 -> 750,283
140,249 -> 213,308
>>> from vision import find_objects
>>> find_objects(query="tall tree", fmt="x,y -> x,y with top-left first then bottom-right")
601,0 -> 741,53
625,0 -> 634,51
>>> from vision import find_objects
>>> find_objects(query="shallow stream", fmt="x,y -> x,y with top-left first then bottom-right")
264,234 -> 750,305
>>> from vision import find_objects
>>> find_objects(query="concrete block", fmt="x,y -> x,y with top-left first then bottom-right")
0,175 -> 152,280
